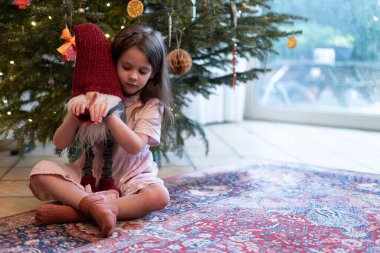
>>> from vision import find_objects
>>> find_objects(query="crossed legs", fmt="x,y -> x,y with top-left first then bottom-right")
30,174 -> 169,237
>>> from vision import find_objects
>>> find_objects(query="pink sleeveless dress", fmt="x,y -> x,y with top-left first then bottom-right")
29,96 -> 165,199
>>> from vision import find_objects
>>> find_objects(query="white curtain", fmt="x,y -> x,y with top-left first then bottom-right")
182,84 -> 246,125
182,58 -> 249,125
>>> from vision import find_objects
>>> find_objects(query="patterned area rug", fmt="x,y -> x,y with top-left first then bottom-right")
1,161 -> 380,252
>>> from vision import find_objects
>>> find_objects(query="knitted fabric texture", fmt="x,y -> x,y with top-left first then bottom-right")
72,23 -> 123,100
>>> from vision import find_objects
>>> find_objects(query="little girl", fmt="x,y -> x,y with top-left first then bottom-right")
29,24 -> 173,237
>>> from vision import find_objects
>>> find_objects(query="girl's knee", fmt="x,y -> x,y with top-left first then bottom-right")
156,188 -> 170,209
30,174 -> 45,184
29,175 -> 48,200
144,185 -> 170,210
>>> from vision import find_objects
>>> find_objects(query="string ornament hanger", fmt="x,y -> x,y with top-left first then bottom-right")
57,25 -> 77,62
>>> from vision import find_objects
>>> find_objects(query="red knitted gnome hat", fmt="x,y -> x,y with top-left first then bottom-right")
72,23 -> 123,100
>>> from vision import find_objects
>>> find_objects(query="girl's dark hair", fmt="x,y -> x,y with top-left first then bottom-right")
111,25 -> 173,139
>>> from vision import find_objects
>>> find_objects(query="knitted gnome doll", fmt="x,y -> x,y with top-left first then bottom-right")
66,23 -> 125,193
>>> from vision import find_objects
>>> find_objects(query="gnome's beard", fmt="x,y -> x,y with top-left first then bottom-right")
76,123 -> 109,147
65,94 -> 122,147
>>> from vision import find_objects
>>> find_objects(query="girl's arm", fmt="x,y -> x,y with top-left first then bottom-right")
53,113 -> 82,149
105,114 -> 149,154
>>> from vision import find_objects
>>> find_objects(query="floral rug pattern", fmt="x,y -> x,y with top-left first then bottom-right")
1,162 -> 380,252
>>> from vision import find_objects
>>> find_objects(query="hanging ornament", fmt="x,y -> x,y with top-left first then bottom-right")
287,37 -> 297,48
57,27 -> 77,62
229,1 -> 238,88
168,49 -> 192,76
263,52 -> 270,73
229,1 -> 238,27
168,9 -> 173,48
13,0 -> 30,9
191,0 -> 196,21
203,0 -> 207,14
232,43 -> 237,88
241,1 -> 249,9
127,0 -> 144,18
77,3 -> 85,13
48,76 -> 55,86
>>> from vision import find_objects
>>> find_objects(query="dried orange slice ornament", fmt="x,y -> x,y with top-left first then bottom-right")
287,37 -> 297,48
127,0 -> 144,18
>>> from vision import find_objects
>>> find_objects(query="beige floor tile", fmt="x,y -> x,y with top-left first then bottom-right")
158,166 -> 195,178
0,197 -> 42,217
0,167 -> 9,178
185,144 -> 236,157
16,155 -> 69,167
2,167 -> 32,180
0,153 -> 20,168
160,152 -> 192,167
190,155 -> 242,170
0,181 -> 33,197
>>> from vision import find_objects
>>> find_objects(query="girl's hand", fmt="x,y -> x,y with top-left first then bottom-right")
87,92 -> 109,124
70,100 -> 87,117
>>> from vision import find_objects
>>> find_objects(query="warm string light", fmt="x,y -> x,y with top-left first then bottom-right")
241,1 -> 249,9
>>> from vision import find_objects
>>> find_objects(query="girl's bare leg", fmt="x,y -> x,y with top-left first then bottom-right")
35,190 -> 119,225
113,183 -> 170,220
30,175 -> 118,237
35,204 -> 91,224
30,175 -> 88,208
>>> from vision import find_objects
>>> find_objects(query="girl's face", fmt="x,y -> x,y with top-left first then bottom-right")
116,46 -> 154,96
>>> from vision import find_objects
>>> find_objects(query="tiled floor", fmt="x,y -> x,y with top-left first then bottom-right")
1,120 -> 379,217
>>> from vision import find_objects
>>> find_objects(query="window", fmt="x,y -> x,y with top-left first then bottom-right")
245,0 -> 380,130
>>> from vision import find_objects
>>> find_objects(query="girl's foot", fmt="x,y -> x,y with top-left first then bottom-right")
79,194 -> 118,237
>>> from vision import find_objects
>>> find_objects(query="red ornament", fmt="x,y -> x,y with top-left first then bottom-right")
57,28 -> 77,62
61,45 -> 77,62
13,0 -> 30,9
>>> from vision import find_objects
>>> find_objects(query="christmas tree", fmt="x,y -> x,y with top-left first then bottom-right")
0,0 -> 302,160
